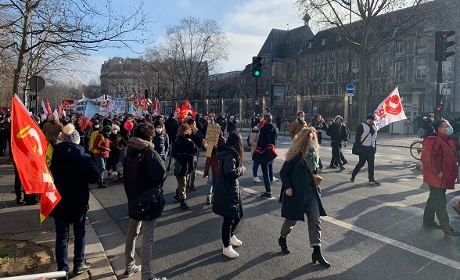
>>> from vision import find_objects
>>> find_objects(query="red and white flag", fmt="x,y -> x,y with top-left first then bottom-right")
374,87 -> 407,130
11,95 -> 60,223
45,99 -> 52,115
152,98 -> 161,116
174,103 -> 180,117
179,98 -> 196,123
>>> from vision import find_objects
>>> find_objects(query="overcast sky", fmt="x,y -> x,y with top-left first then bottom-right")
77,0 -> 306,84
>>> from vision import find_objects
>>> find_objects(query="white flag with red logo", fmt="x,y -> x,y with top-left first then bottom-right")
152,98 -> 160,116
374,87 -> 407,130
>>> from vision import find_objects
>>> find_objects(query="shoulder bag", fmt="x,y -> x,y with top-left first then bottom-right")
352,125 -> 370,155
252,134 -> 278,164
128,149 -> 166,220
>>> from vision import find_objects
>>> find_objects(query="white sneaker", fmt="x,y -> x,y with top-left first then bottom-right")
253,177 -> 262,183
230,235 -> 242,247
272,177 -> 279,182
206,195 -> 212,204
223,245 -> 239,258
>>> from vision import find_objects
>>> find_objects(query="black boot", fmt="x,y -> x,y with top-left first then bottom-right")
278,236 -> 290,254
312,252 -> 331,268
180,199 -> 189,210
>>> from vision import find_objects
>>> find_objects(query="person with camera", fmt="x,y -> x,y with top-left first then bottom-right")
123,123 -> 167,280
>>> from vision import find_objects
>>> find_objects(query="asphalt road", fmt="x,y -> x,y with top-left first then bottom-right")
89,133 -> 460,280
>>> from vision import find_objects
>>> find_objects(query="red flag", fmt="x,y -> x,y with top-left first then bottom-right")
11,95 -> 60,223
174,103 -> 180,117
179,98 -> 196,123
57,104 -> 63,116
140,95 -> 148,111
45,99 -> 52,115
152,98 -> 160,116
133,92 -> 139,108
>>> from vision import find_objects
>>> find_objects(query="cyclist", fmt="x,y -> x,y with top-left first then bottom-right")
417,113 -> 435,139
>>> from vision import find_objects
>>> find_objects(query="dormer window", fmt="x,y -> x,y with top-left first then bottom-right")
308,41 -> 313,48
336,35 -> 342,42
321,38 -> 328,46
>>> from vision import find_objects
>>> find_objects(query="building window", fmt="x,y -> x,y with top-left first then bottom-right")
315,55 -> 320,62
336,35 -> 342,42
308,41 -> 313,48
343,62 -> 349,72
329,52 -> 334,59
415,58 -> 425,79
394,40 -> 403,55
321,38 -> 328,46
394,61 -> 404,80
416,37 -> 425,53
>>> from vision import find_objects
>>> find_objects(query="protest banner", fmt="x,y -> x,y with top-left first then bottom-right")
205,123 -> 221,157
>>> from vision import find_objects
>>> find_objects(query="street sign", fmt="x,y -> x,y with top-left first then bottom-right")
346,84 -> 355,95
29,76 -> 45,92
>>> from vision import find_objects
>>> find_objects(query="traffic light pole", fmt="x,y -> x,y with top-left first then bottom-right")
436,61 -> 443,118
255,77 -> 259,115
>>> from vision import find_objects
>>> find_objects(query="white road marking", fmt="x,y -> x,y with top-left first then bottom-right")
322,216 -> 460,270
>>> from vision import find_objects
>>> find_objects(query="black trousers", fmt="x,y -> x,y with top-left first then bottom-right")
351,146 -> 375,181
222,216 -> 240,247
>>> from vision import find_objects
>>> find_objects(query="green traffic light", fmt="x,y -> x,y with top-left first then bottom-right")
254,70 -> 260,77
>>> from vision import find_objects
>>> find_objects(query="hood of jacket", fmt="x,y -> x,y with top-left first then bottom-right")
53,142 -> 85,162
217,144 -> 238,160
126,136 -> 155,156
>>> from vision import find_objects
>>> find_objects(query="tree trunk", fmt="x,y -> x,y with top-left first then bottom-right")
12,2 -> 32,99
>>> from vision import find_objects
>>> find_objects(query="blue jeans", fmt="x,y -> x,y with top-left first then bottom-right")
252,162 -> 260,177
94,156 -> 106,183
54,213 -> 87,272
260,161 -> 273,193
207,167 -> 214,195
125,218 -> 158,280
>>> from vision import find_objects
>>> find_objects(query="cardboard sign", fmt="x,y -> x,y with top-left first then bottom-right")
205,124 -> 221,157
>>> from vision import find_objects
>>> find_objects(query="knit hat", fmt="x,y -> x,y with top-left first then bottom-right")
103,125 -> 112,133
252,126 -> 259,131
154,120 -> 164,128
59,124 -> 80,144
111,124 -> 120,131
334,115 -> 343,121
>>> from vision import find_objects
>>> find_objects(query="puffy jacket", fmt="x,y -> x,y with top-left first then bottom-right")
172,135 -> 198,176
421,131 -> 458,189
212,144 -> 244,220
93,133 -> 110,158
49,142 -> 99,219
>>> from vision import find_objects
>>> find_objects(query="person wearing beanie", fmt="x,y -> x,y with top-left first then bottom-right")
351,114 -> 380,185
326,115 -> 349,171
93,125 -> 112,188
49,123 -> 99,276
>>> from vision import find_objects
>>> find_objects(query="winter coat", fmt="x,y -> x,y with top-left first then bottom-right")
289,119 -> 308,139
309,121 -> 327,144
49,142 -> 99,219
212,145 -> 244,220
257,123 -> 278,148
153,132 -> 169,160
227,120 -> 237,134
93,132 -> 111,158
249,130 -> 259,155
421,131 -> 458,189
172,135 -> 198,176
279,154 -> 326,221
164,117 -> 179,142
123,137 -> 166,219
326,123 -> 348,146
203,134 -> 226,179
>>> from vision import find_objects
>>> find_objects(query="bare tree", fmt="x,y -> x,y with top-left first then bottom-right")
295,0 -> 433,120
0,0 -> 150,96
145,17 -> 229,102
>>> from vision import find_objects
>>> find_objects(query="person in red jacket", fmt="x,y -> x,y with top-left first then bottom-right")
421,119 -> 459,237
93,125 -> 112,188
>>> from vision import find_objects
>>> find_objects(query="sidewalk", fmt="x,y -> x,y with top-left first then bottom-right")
0,164 -> 115,279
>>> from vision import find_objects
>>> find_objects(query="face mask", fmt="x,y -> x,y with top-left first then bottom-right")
207,120 -> 211,124
112,130 -> 118,135
446,126 -> 454,136
299,117 -> 305,122
430,117 -> 434,122
156,128 -> 162,134
94,125 -> 100,129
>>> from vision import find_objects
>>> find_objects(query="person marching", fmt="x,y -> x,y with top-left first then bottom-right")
212,132 -> 245,258
326,115 -> 348,171
278,127 -> 330,268
350,114 -> 380,185
249,126 -> 262,183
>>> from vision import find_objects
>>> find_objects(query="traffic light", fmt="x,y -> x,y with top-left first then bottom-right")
436,105 -> 442,114
435,31 -> 455,62
252,56 -> 262,77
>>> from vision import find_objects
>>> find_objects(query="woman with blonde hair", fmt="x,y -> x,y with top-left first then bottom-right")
278,127 -> 330,268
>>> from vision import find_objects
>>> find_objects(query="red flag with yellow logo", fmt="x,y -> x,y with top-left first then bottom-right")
11,95 -> 60,223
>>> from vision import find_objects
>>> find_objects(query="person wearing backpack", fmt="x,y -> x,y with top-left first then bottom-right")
93,125 -> 112,188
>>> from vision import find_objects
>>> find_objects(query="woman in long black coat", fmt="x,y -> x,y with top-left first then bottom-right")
278,127 -> 331,268
212,132 -> 245,259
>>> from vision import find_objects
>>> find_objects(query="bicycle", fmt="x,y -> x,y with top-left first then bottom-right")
409,140 -> 423,160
